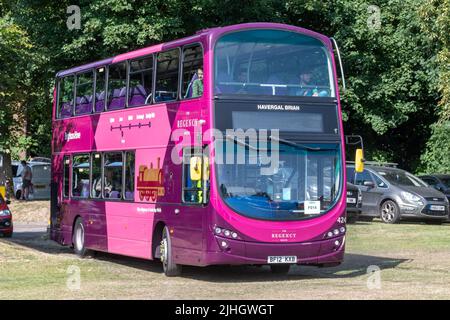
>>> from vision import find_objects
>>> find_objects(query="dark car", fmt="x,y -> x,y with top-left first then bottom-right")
346,182 -> 362,223
0,194 -> 13,237
347,164 -> 450,224
419,174 -> 450,203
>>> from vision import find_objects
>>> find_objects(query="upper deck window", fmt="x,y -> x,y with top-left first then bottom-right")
94,67 -> 106,113
58,76 -> 75,118
107,62 -> 127,110
128,56 -> 153,107
75,71 -> 94,115
182,45 -> 204,99
155,49 -> 180,103
214,29 -> 335,97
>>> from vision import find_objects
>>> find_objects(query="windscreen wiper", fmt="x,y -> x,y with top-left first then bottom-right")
269,136 -> 337,152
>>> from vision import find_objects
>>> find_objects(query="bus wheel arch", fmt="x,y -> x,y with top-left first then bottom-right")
159,225 -> 182,276
72,216 -> 93,257
152,221 -> 165,260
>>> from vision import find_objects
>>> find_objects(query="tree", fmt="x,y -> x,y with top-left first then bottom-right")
0,16 -> 32,193
418,0 -> 450,173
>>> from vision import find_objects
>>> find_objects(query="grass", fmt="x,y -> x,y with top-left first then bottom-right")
1,206 -> 450,299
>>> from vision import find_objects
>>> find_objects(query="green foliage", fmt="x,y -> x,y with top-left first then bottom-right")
0,0 -> 448,173
418,122 -> 450,174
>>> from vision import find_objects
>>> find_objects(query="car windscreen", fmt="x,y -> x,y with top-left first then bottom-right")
377,170 -> 427,187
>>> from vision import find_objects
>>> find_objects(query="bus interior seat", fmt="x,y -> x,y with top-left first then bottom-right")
129,85 -> 147,106
184,72 -> 198,98
108,191 -> 121,199
75,95 -> 93,115
95,91 -> 105,112
108,87 -> 126,110
60,101 -> 73,118
125,191 -> 134,199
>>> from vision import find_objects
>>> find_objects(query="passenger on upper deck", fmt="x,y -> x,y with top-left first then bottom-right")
192,68 -> 204,98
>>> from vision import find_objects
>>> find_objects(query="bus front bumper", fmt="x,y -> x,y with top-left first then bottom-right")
200,235 -> 345,267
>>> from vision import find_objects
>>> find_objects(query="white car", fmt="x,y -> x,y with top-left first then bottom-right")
12,161 -> 51,200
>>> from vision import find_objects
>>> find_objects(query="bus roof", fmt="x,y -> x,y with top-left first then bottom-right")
56,23 -> 331,78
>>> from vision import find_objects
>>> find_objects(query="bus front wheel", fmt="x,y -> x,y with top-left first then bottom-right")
160,226 -> 182,277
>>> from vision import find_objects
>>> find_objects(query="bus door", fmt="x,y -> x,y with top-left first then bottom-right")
173,147 -> 210,253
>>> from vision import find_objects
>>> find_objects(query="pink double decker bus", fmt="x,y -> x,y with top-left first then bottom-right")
51,23 -> 348,276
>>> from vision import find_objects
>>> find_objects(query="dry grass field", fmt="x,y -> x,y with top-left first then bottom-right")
1,200 -> 450,299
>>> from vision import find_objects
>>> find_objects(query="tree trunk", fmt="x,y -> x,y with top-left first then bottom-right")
0,152 -> 14,200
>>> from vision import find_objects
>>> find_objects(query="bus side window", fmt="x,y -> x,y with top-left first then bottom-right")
103,152 -> 123,199
124,152 -> 135,200
75,70 -> 94,115
107,62 -> 127,110
155,49 -> 180,103
91,153 -> 102,198
94,67 -> 106,113
63,156 -> 70,198
72,154 -> 91,198
58,76 -> 75,118
128,56 -> 153,107
182,45 -> 203,99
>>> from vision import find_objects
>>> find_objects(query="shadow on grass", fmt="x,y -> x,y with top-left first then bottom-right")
2,228 -> 409,283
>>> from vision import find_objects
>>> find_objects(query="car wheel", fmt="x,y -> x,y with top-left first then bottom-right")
72,217 -> 93,258
270,264 -> 291,274
380,200 -> 400,224
15,190 -> 22,200
160,226 -> 182,277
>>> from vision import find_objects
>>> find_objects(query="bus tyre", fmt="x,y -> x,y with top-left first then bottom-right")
73,217 -> 93,258
161,226 -> 182,277
380,200 -> 400,224
270,264 -> 291,274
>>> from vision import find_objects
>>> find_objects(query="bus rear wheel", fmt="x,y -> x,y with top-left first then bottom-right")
73,217 -> 93,258
270,264 -> 291,274
160,226 -> 182,277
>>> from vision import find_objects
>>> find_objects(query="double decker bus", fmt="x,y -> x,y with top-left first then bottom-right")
51,23 -> 355,276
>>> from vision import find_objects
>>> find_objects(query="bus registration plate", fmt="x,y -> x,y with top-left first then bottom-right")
267,256 -> 297,264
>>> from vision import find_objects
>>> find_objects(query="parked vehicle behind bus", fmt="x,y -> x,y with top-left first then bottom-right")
50,23 -> 361,276
0,193 -> 12,237
347,163 -> 449,224
12,161 -> 51,200
419,174 -> 450,203
346,182 -> 362,223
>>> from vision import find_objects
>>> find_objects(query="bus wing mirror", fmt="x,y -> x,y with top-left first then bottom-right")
190,157 -> 202,181
355,148 -> 364,173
